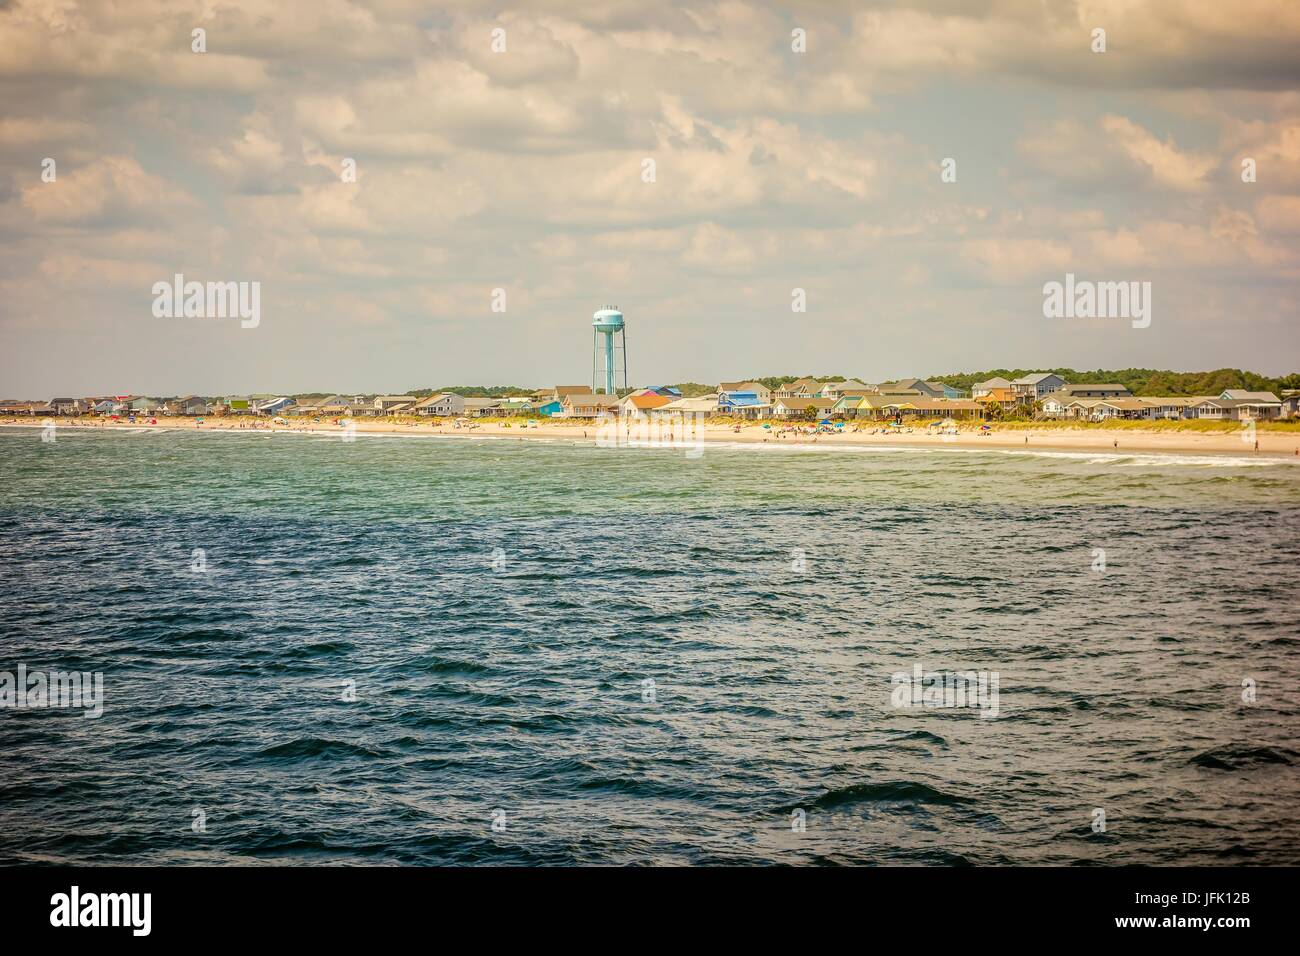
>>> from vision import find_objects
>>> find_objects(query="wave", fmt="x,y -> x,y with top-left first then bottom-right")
254,738 -> 390,760
1190,745 -> 1297,770
796,780 -> 974,809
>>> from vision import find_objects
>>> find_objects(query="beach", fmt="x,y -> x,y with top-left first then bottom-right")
5,415 -> 1299,458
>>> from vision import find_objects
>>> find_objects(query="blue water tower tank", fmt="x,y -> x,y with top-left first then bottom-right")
592,308 -> 624,332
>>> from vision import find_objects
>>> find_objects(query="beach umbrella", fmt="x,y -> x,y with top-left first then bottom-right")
980,424 -> 991,431
762,423 -> 771,429
818,419 -> 831,425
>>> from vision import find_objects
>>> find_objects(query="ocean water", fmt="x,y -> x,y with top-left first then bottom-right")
1,427 -> 1298,865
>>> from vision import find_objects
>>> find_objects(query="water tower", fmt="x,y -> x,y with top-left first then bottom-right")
592,306 -> 627,395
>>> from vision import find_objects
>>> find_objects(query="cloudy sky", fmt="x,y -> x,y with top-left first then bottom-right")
2,0 -> 1299,396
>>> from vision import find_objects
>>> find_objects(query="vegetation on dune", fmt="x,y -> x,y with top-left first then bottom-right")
1006,419 -> 1300,434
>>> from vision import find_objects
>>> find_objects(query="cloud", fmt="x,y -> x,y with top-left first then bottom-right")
1019,114 -> 1217,193
1100,115 -> 1217,192
2,0 -> 1300,394
19,155 -> 197,227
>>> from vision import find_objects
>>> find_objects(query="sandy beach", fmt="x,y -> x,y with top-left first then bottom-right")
6,416 -> 1299,458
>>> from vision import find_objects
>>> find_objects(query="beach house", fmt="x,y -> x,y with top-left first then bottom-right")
1064,397 -> 1153,420
538,385 -> 594,405
643,385 -> 683,399
1056,384 -> 1132,400
562,393 -> 621,418
413,393 -> 465,417
291,395 -> 339,416
718,381 -> 772,403
462,398 -> 503,417
620,392 -> 673,419
1043,385 -> 1132,417
974,386 -> 1017,408
652,395 -> 720,418
971,377 -> 1012,398
255,397 -> 294,416
1139,397 -> 1202,419
879,379 -> 944,400
49,398 -> 87,416
772,397 -> 836,419
818,379 -> 870,399
1040,395 -> 1067,418
89,398 -> 128,416
717,391 -> 769,418
839,394 -> 903,419
494,397 -> 536,416
1189,391 -> 1282,421
0,401 -> 54,416
373,396 -> 416,414
772,378 -> 823,399
889,398 -> 983,419
831,395 -> 866,417
1010,373 -> 1067,403
165,396 -> 209,416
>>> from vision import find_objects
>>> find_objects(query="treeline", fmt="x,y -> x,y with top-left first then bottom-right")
927,368 -> 1300,397
697,375 -> 849,391
409,386 -> 535,398
668,382 -> 722,397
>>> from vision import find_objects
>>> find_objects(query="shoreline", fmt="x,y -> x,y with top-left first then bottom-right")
5,417 -> 1300,460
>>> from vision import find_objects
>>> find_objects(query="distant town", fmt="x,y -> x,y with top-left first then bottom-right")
5,369 -> 1298,424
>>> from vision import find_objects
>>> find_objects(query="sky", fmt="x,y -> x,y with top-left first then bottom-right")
2,0 -> 1299,397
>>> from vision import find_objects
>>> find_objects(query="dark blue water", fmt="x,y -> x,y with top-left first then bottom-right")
1,428 -> 1298,864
